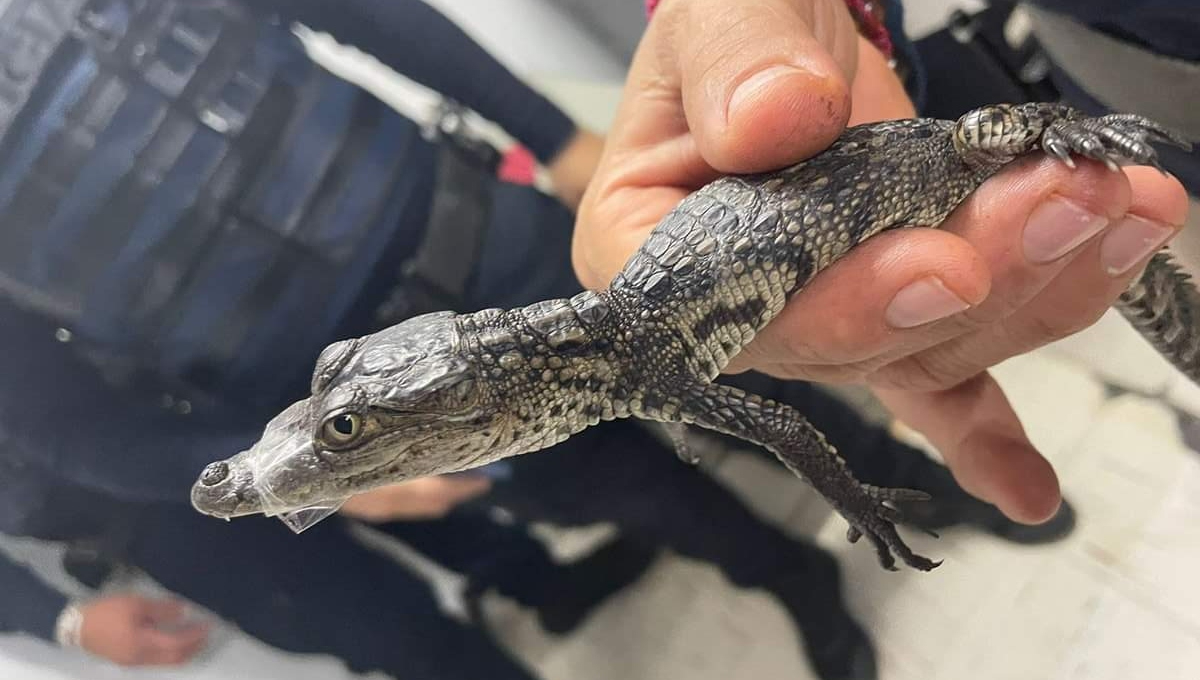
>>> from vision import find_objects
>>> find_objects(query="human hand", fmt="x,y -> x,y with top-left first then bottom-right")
574,0 -> 896,288
547,128 -> 605,211
78,595 -> 210,666
339,475 -> 492,522
572,0 -> 1191,524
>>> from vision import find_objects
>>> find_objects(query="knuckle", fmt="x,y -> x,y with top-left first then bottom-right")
1021,306 -> 1103,343
869,349 -> 973,393
781,335 -> 843,366
777,316 -> 869,365
771,361 -> 868,383
962,273 -> 1040,325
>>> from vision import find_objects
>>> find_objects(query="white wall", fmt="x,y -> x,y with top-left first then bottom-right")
903,0 -> 987,38
422,0 -> 627,82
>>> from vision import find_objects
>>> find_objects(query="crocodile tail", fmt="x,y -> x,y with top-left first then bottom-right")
1117,250 -> 1200,383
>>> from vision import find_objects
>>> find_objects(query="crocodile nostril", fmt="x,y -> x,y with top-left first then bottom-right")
200,461 -> 230,487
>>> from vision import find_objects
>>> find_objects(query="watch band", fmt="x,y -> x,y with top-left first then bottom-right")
53,602 -> 85,648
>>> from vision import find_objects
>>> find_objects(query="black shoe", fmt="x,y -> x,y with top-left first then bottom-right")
897,494 -> 1077,545
800,606 -> 877,680
770,550 -> 877,680
463,536 -> 659,635
881,445 -> 1078,545
61,545 -> 118,590
534,537 -> 659,635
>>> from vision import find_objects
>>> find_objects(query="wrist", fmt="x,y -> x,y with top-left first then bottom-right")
53,601 -> 85,649
547,129 -> 604,212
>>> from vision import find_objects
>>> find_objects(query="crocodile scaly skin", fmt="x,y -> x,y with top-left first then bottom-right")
192,103 -> 1193,571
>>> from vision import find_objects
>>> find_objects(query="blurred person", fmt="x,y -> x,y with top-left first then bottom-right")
0,449 -> 590,678
0,2 -> 875,679
0,474 -> 210,668
0,0 -> 613,678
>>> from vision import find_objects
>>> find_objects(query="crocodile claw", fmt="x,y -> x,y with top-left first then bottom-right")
1043,114 -> 1192,173
843,484 -> 941,572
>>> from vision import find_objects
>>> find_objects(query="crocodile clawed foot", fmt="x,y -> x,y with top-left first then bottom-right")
1044,114 -> 1193,174
842,484 -> 941,572
664,422 -> 701,465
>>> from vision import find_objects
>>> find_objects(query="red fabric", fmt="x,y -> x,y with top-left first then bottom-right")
498,144 -> 537,185
842,0 -> 893,59
645,0 -> 893,60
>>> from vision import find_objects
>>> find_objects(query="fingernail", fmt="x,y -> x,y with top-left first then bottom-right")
1023,197 -> 1110,264
885,277 -> 972,329
1099,215 -> 1176,276
728,65 -> 806,122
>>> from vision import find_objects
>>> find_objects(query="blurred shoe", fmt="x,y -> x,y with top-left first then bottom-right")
897,493 -> 1077,545
465,535 -> 658,635
769,548 -> 877,680
889,453 -> 1077,544
534,536 -> 659,635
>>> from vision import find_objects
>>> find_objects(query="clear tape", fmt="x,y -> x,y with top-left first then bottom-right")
238,399 -> 350,533
277,502 -> 347,534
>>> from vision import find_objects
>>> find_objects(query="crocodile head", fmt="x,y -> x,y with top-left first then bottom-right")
190,312 -> 506,528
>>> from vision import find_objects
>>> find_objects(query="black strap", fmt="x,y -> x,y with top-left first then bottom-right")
374,100 -> 499,325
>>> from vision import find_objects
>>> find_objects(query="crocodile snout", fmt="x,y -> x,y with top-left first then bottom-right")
199,461 -> 229,486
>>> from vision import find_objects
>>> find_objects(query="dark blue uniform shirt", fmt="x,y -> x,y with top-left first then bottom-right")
0,0 -> 576,640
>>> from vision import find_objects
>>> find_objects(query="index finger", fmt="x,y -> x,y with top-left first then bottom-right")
874,372 -> 1061,524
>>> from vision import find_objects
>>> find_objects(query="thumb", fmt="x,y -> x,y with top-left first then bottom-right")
668,0 -> 858,171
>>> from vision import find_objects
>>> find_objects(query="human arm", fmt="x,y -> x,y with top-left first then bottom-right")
0,553 -> 208,664
263,0 -> 578,164
1025,0 -> 1200,61
572,0 -> 1189,523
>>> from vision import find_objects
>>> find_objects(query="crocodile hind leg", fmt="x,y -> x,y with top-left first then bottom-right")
673,382 -> 939,571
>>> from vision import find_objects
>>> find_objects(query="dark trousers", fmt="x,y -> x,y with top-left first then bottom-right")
474,420 -> 833,591
720,373 -> 963,496
128,506 -> 539,680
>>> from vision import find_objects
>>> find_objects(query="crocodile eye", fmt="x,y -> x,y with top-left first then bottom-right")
321,413 -> 363,447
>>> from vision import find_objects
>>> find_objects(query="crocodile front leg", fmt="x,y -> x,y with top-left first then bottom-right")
676,382 -> 938,571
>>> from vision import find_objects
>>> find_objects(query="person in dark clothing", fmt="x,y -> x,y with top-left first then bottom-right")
0,1 -> 606,678
1022,1 -> 1199,208
0,2 -> 1086,680
0,1 -> 883,679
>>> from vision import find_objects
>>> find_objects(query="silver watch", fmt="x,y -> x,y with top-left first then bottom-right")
53,602 -> 85,648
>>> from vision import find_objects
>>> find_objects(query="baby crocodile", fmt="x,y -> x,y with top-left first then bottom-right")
192,103 -> 1193,571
